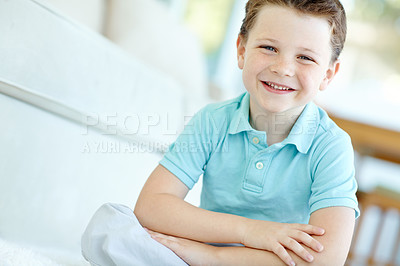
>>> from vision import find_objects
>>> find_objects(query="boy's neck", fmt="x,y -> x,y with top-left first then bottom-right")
249,104 -> 305,146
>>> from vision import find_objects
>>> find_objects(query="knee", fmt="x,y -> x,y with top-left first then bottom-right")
81,203 -> 141,265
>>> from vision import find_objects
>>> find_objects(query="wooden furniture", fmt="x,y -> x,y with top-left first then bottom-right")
329,115 -> 400,266
347,189 -> 400,266
330,116 -> 400,164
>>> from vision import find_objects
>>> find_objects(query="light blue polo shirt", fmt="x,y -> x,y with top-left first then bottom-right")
160,92 -> 359,223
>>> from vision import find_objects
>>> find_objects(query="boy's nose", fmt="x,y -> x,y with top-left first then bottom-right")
269,58 -> 295,77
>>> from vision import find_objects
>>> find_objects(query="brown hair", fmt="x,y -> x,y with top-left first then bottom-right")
239,0 -> 347,62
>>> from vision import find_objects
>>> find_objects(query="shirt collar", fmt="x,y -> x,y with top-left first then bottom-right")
228,92 -> 320,154
228,92 -> 253,134
282,102 -> 320,154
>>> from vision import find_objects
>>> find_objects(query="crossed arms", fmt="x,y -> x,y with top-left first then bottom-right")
134,164 -> 355,266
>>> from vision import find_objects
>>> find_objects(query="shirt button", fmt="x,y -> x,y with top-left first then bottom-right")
252,137 -> 260,144
256,162 -> 264,170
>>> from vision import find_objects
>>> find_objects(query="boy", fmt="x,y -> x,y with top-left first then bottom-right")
82,0 -> 359,265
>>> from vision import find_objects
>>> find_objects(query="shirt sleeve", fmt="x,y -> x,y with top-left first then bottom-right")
309,131 -> 360,218
159,107 -> 213,189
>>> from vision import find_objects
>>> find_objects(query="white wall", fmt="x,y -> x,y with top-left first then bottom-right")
37,0 -> 106,33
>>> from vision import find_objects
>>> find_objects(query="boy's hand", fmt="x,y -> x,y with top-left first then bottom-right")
146,228 -> 219,266
241,220 -> 325,266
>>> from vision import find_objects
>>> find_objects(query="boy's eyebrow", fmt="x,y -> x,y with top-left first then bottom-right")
256,38 -> 278,43
298,47 -> 321,57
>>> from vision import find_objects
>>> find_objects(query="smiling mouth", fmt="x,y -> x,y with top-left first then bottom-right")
263,81 -> 295,91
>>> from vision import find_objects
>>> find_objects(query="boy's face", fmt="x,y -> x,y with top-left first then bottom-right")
237,5 -> 340,116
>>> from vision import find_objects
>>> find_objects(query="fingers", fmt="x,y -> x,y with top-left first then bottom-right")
281,238 -> 315,264
295,223 -> 325,236
287,224 -> 324,253
144,228 -> 171,242
272,244 -> 296,266
291,231 -> 323,252
272,224 -> 324,264
289,225 -> 324,252
145,228 -> 182,252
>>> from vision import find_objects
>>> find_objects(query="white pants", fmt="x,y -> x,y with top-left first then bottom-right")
81,203 -> 187,266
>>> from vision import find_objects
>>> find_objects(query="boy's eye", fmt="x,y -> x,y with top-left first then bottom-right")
261,46 -> 277,52
298,55 -> 314,61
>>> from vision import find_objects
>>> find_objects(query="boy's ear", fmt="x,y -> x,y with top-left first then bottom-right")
237,35 -> 246,70
319,59 -> 340,91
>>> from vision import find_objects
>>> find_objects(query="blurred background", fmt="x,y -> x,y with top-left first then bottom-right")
49,0 -> 400,128
1,0 -> 399,265
52,0 -> 400,195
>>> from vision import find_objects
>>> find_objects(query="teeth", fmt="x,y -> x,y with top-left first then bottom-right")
267,82 -> 291,91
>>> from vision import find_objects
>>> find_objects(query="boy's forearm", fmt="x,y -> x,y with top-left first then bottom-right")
214,244 -> 341,266
214,246 -> 287,266
135,192 -> 249,244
